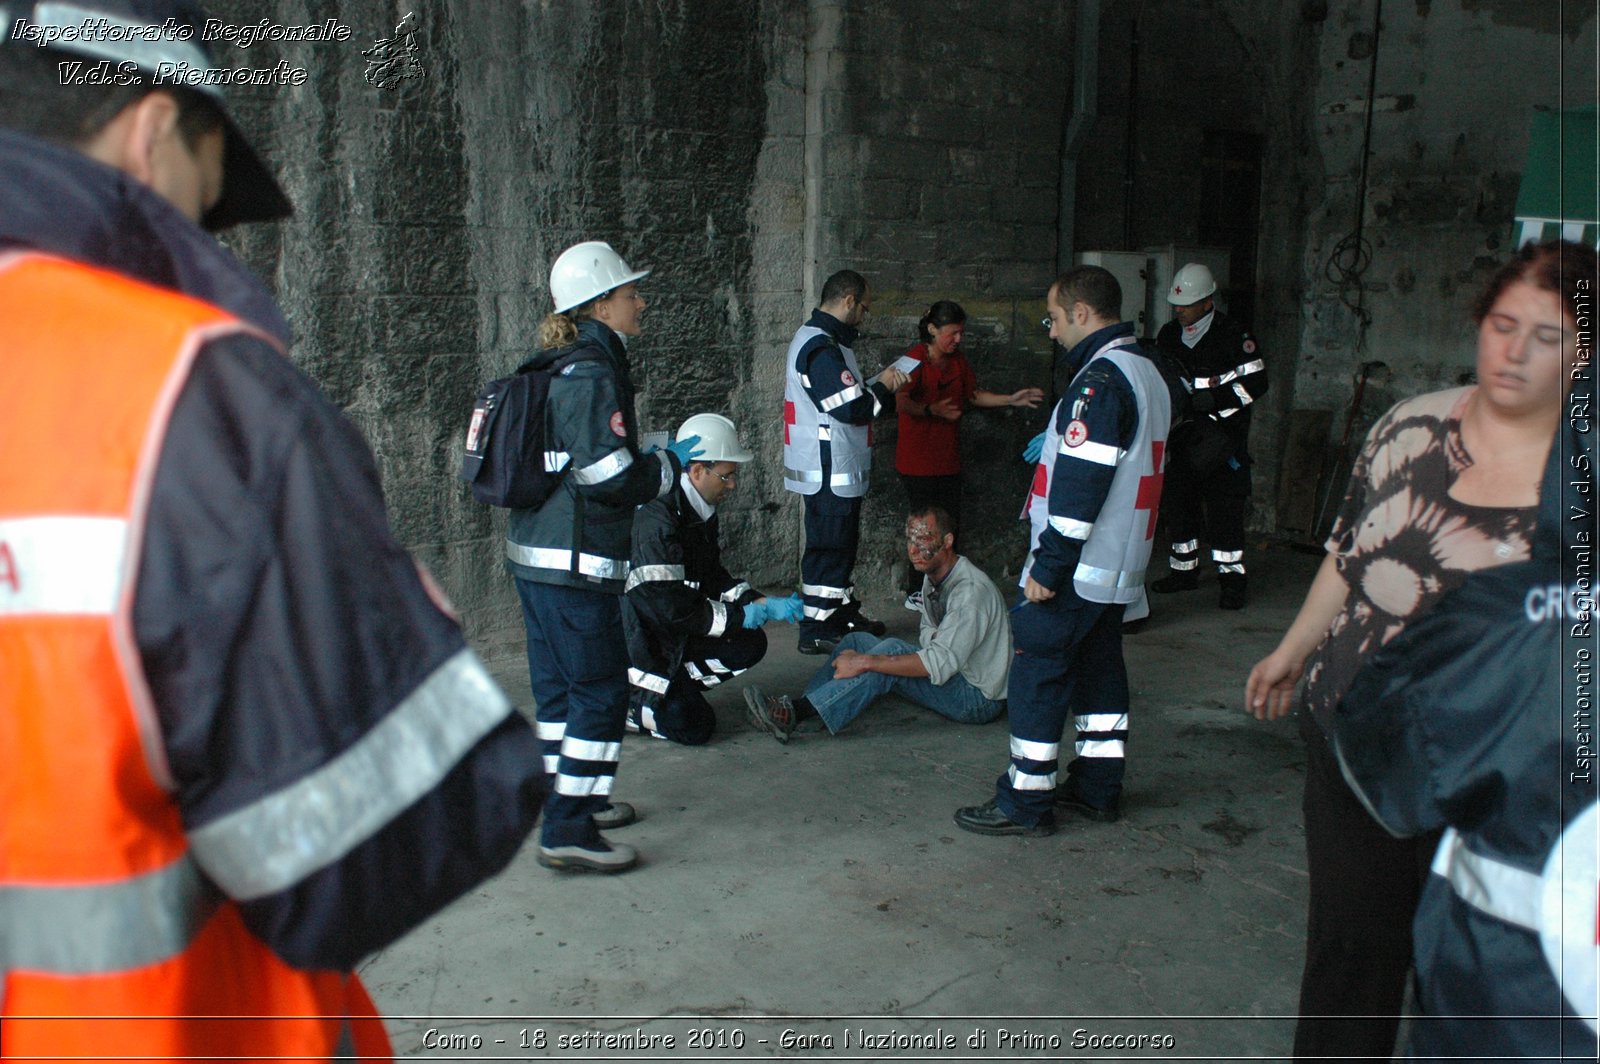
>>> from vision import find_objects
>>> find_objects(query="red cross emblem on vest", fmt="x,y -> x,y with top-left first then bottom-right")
1134,441 -> 1165,540
784,400 -> 795,445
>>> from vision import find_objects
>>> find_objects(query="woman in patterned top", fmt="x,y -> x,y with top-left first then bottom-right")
1244,239 -> 1596,1063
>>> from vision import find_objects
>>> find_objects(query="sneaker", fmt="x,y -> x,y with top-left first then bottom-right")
797,636 -> 838,656
1053,789 -> 1121,823
953,800 -> 1055,837
592,801 -> 637,830
844,612 -> 887,637
1150,571 -> 1199,593
742,685 -> 797,743
1218,574 -> 1248,611
903,591 -> 923,612
537,839 -> 638,874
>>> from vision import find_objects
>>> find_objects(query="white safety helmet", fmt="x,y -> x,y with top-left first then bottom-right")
549,241 -> 650,314
1167,263 -> 1217,306
677,413 -> 753,464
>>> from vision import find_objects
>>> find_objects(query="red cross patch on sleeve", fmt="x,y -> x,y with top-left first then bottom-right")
1064,420 -> 1089,447
840,369 -> 856,386
609,411 -> 627,437
1243,338 -> 1257,354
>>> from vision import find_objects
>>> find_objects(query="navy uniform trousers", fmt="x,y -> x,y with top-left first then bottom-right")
635,627 -> 768,745
993,590 -> 1130,824
516,578 -> 627,848
1162,455 -> 1250,577
799,487 -> 864,641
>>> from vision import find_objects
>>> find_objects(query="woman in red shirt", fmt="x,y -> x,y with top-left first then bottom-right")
895,300 -> 1044,607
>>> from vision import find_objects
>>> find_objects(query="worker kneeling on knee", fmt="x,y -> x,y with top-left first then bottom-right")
622,413 -> 803,743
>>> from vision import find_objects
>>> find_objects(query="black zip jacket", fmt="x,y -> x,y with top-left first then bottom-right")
621,478 -> 761,706
1,129 -> 544,971
1155,310 -> 1267,453
505,318 -> 678,593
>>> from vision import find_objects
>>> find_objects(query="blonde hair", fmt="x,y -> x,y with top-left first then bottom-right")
538,311 -> 578,349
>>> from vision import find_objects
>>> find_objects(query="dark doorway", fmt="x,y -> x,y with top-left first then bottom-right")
1198,130 -> 1263,330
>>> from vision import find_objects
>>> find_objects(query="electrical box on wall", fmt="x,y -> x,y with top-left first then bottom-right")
1074,251 -> 1151,336
1143,244 -> 1231,334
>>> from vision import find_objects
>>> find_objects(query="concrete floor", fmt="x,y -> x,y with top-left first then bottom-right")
365,545 -> 1323,1061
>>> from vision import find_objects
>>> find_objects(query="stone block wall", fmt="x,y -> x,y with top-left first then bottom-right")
209,0 -> 1596,670
1295,0 -> 1598,424
803,0 -> 1077,592
218,0 -> 1082,669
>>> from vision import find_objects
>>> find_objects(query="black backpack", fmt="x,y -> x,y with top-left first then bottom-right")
459,346 -> 598,509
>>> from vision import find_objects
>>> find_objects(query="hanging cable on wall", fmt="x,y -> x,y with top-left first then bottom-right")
1323,0 -> 1383,347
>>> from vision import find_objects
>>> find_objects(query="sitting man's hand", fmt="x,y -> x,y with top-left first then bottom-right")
831,649 -> 871,679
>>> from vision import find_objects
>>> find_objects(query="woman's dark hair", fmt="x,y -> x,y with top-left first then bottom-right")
1473,239 -> 1598,327
918,300 -> 967,343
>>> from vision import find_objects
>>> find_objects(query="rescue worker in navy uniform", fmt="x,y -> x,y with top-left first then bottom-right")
1334,423 -> 1598,1062
507,241 -> 702,874
0,3 -> 543,1057
784,269 -> 909,654
1149,263 -> 1267,610
955,265 -> 1171,835
622,413 -> 804,744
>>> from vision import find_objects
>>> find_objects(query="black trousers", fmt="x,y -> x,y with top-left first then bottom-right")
1162,451 -> 1250,574
1293,713 -> 1440,1064
642,626 -> 768,745
800,488 -> 864,640
899,473 -> 962,593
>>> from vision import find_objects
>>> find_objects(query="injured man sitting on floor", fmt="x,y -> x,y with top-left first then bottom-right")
743,505 -> 1011,741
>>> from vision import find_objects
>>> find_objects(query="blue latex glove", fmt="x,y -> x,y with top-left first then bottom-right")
1022,431 -> 1046,464
740,599 -> 770,629
767,594 -> 805,624
667,433 -> 704,464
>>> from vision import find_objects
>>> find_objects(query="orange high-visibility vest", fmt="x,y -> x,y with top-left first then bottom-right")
0,252 -> 392,1062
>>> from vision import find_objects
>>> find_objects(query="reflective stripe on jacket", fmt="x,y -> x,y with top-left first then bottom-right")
783,323 -> 874,497
0,253 -> 391,1061
505,318 -> 674,593
621,477 -> 759,704
1022,335 -> 1171,604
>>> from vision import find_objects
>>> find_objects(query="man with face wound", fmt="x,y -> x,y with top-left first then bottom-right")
743,505 -> 1011,740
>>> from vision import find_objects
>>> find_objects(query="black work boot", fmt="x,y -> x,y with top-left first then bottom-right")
1218,573 -> 1248,610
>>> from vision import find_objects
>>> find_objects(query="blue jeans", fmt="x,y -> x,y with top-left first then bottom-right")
803,633 -> 1003,734
515,577 -> 628,847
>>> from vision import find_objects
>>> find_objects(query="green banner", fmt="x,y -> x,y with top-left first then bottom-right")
1514,106 -> 1599,246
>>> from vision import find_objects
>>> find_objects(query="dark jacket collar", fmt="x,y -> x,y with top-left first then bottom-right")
1060,320 -> 1136,379
576,317 -> 627,363
806,308 -> 858,348
0,129 -> 290,344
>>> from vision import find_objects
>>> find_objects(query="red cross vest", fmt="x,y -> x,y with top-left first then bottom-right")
782,325 -> 874,498
0,252 -> 392,1061
1020,340 -> 1170,604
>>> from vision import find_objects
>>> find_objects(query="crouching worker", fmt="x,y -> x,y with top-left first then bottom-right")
622,414 -> 804,743
743,505 -> 1010,742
